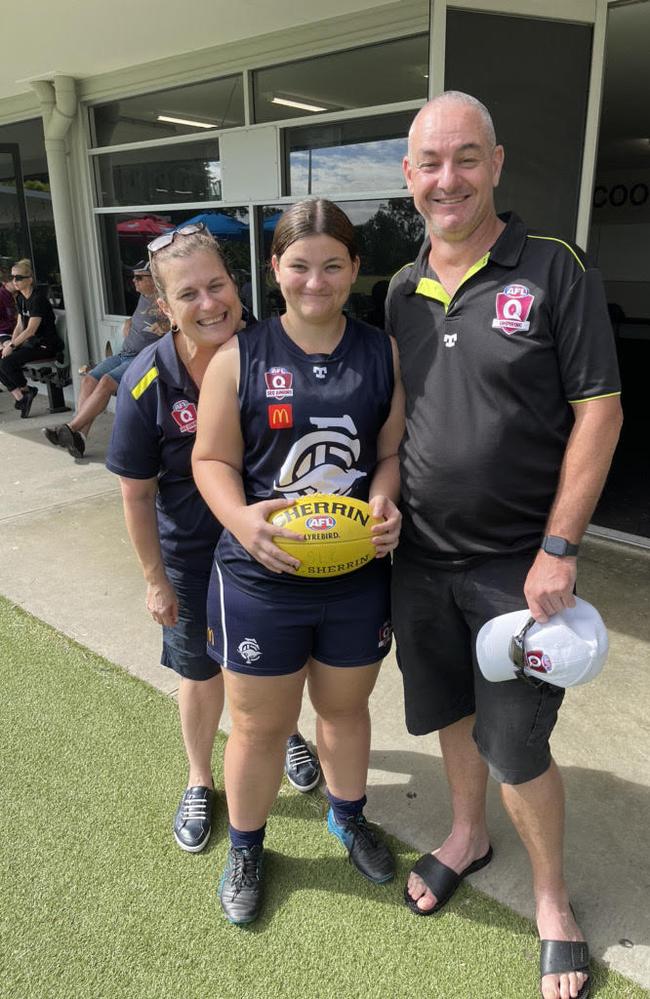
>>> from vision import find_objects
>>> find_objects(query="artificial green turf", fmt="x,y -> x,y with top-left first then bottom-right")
0,596 -> 645,999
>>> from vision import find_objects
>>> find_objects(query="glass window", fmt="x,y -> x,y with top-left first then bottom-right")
445,10 -> 592,240
0,118 -> 61,299
257,199 -> 423,324
284,112 -> 412,196
253,35 -> 428,124
97,208 -> 250,315
92,140 -> 221,208
90,76 -> 245,147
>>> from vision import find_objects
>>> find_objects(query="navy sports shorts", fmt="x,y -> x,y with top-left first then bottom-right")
161,564 -> 221,681
391,546 -> 565,785
206,560 -> 392,676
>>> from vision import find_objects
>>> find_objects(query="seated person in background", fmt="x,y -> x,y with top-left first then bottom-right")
0,259 -> 62,418
43,261 -> 169,458
0,268 -> 17,348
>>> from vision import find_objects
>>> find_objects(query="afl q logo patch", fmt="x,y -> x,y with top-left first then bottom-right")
171,399 -> 197,433
492,284 -> 535,335
265,367 -> 294,400
525,649 -> 553,674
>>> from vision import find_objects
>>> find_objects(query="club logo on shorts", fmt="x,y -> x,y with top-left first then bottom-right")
265,367 -> 294,400
492,284 -> 535,334
268,404 -> 293,429
171,399 -> 197,433
378,620 -> 392,648
525,649 -> 553,674
238,638 -> 262,664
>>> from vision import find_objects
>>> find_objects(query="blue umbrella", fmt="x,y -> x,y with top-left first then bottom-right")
181,212 -> 249,240
263,211 -> 284,233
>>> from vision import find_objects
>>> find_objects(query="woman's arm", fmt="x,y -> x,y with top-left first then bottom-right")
12,315 -> 42,347
118,475 -> 178,626
1,314 -> 24,357
368,337 -> 405,556
192,340 -> 303,574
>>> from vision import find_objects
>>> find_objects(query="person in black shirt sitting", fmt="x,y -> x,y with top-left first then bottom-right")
0,259 -> 62,418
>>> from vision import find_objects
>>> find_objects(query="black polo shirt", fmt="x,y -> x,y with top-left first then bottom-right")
385,212 -> 621,563
106,331 -> 220,573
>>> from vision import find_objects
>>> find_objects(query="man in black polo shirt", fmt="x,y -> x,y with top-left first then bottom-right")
386,91 -> 622,999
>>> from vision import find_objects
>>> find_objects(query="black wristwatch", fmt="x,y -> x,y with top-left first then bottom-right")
540,535 -> 579,557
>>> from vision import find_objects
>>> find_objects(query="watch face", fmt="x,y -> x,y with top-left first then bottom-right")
545,536 -> 567,556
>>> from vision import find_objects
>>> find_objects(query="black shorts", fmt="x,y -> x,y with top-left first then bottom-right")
391,548 -> 564,785
161,564 -> 221,681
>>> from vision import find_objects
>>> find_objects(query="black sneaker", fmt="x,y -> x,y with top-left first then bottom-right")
57,424 -> 86,459
18,386 -> 38,419
219,844 -> 264,925
42,426 -> 67,449
285,733 -> 320,792
173,785 -> 214,853
328,808 -> 395,884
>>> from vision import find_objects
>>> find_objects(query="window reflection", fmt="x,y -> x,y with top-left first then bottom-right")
257,199 -> 423,324
93,141 -> 221,208
98,209 -> 250,315
91,76 -> 245,147
285,113 -> 412,195
253,36 -> 428,124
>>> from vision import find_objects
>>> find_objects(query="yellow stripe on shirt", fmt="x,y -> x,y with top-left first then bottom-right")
131,366 -> 159,400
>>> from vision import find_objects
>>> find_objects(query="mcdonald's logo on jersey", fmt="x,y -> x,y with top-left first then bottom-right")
268,404 -> 293,429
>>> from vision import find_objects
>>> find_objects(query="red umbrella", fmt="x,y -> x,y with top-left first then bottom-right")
117,216 -> 174,236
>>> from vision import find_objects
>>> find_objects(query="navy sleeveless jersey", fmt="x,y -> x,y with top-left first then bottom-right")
217,315 -> 394,600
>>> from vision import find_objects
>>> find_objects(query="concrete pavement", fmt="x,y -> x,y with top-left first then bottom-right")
1,386 -> 649,990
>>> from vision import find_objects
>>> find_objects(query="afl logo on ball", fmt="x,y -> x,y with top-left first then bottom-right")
492,284 -> 535,335
171,399 -> 197,433
306,515 -> 336,530
265,367 -> 294,400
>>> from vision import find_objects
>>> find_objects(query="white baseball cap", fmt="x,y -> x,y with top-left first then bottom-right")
476,597 -> 609,688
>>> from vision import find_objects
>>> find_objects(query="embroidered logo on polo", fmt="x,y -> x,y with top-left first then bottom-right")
265,367 -> 293,400
313,365 -> 327,379
492,284 -> 535,334
443,333 -> 457,349
274,414 -> 366,499
170,399 -> 197,433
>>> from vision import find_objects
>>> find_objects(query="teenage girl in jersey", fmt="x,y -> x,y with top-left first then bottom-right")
193,198 -> 405,924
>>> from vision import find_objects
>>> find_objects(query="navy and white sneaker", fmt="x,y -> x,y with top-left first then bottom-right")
284,733 -> 320,792
173,785 -> 214,853
328,808 -> 395,883
219,844 -> 264,925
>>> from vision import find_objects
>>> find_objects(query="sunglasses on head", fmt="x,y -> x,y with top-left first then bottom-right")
12,274 -> 29,281
508,615 -> 544,686
147,222 -> 206,254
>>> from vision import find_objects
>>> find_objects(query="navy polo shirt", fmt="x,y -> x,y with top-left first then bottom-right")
106,330 -> 220,572
385,212 -> 621,562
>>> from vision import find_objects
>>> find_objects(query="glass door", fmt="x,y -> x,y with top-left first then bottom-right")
0,143 -> 34,272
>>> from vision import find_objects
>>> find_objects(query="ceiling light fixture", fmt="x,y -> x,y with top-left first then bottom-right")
157,114 -> 215,129
271,96 -> 328,113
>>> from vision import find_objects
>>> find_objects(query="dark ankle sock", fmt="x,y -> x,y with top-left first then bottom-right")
229,823 -> 266,850
327,791 -> 367,826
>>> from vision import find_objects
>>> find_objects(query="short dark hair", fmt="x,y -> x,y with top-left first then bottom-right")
270,199 -> 359,262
